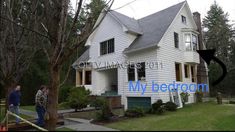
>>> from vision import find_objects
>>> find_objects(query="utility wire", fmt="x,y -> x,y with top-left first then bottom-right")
111,0 -> 138,11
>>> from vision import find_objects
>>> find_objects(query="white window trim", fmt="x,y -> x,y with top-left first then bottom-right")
183,32 -> 198,51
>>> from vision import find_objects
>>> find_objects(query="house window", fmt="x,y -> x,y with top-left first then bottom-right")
184,64 -> 189,78
185,34 -> 192,51
137,62 -> 146,80
191,65 -> 196,82
192,35 -> 198,51
174,32 -> 179,48
181,15 -> 186,24
128,64 -> 135,81
100,38 -> 114,55
85,71 -> 91,85
175,63 -> 182,82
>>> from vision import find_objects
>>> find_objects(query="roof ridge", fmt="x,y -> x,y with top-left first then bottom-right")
138,1 -> 186,20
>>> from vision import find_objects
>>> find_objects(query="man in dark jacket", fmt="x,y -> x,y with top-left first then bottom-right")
8,85 -> 21,124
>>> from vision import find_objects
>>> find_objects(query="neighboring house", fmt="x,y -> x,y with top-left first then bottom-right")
72,1 -> 209,109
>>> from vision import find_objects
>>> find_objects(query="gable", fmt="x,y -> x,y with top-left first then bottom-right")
124,1 -> 186,53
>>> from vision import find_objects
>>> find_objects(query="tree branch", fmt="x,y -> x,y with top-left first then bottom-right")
65,0 -> 83,42
59,0 -> 114,65
0,16 -> 50,39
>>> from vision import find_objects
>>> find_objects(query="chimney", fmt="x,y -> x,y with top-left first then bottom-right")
193,12 -> 203,50
193,12 -> 209,95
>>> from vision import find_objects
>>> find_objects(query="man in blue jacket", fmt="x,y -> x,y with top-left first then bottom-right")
8,85 -> 21,124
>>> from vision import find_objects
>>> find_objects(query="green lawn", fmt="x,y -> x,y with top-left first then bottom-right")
105,102 -> 235,131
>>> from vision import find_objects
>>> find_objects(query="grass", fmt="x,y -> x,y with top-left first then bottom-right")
105,102 -> 235,131
56,127 -> 75,131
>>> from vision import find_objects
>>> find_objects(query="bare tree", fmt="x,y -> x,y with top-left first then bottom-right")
39,0 -> 114,130
1,0 -> 113,130
0,0 -> 43,103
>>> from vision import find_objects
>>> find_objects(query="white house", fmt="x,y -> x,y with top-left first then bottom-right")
72,1 -> 209,109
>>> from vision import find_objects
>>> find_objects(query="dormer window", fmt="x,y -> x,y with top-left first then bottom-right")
100,38 -> 115,55
181,15 -> 187,24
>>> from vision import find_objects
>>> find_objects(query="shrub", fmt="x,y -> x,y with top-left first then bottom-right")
91,97 -> 106,110
150,99 -> 166,114
229,100 -> 235,104
180,92 -> 190,106
165,101 -> 177,111
95,97 -> 113,121
125,107 -> 145,117
195,90 -> 203,103
67,86 -> 91,112
59,85 -> 72,103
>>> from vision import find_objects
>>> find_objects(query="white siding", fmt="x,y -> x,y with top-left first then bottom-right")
82,4 -> 201,108
88,13 -> 137,95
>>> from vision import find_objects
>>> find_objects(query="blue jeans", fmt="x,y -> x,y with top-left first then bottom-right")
36,105 -> 45,127
9,105 -> 20,124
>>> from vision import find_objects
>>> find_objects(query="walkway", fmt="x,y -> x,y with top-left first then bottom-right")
20,108 -> 118,131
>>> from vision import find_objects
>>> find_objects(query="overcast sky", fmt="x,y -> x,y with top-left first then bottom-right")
71,0 -> 235,24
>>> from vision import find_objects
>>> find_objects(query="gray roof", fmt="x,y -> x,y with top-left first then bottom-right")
72,48 -> 89,68
109,10 -> 143,34
124,1 -> 186,53
73,1 -> 186,68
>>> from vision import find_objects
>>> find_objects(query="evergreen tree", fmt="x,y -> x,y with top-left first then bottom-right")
203,1 -> 235,96
203,1 -> 233,67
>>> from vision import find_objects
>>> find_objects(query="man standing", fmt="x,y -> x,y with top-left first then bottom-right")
35,85 -> 47,127
8,85 -> 21,124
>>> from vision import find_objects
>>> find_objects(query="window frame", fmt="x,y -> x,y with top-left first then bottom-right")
174,32 -> 179,48
137,62 -> 146,81
191,65 -> 197,83
85,71 -> 92,85
181,15 -> 187,24
184,64 -> 189,78
100,38 -> 115,55
127,64 -> 135,81
185,33 -> 192,51
192,34 -> 198,51
175,62 -> 182,82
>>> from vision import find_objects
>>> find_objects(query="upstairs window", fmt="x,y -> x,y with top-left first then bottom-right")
174,32 -> 179,48
100,38 -> 114,55
128,64 -> 135,81
185,34 -> 192,51
185,34 -> 198,51
192,35 -> 198,51
137,62 -> 146,80
181,15 -> 187,24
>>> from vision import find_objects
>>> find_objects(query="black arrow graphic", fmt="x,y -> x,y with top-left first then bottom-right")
197,49 -> 227,86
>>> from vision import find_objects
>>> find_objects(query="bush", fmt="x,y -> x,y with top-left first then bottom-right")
59,85 -> 72,103
67,86 -> 91,112
125,107 -> 145,117
165,101 -> 177,111
91,97 -> 106,110
195,91 -> 203,103
95,97 -> 113,121
180,92 -> 190,106
150,99 -> 165,114
229,100 -> 235,104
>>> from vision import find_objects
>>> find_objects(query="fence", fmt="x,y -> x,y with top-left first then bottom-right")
0,99 -> 6,119
0,99 -> 47,131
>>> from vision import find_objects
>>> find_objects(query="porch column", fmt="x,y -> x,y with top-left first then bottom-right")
82,69 -> 85,85
76,70 -> 81,86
